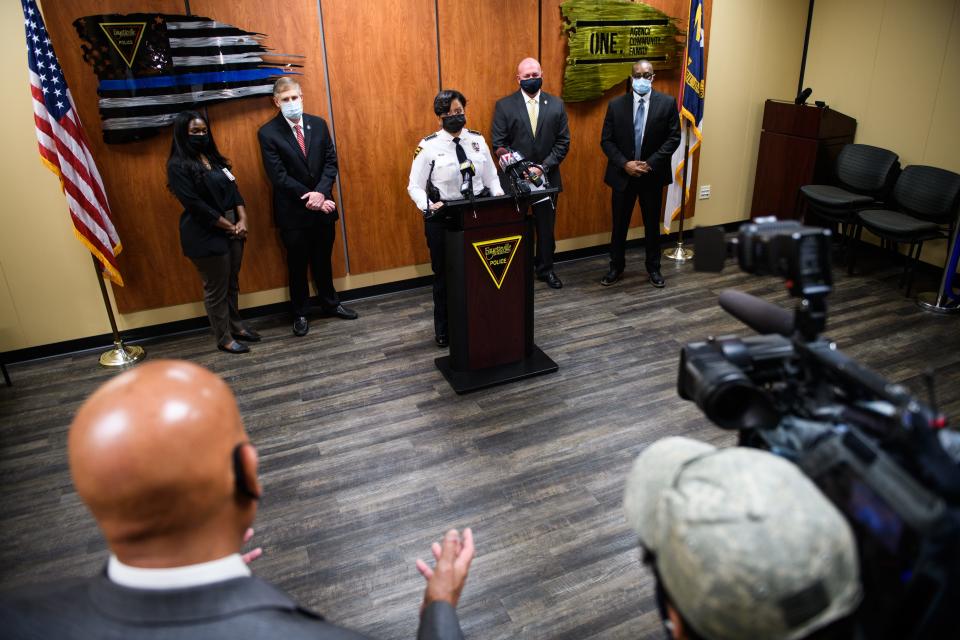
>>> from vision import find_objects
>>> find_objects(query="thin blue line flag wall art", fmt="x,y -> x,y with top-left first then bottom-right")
73,14 -> 302,143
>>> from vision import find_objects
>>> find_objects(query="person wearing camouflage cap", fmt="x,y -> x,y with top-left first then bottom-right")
623,437 -> 862,640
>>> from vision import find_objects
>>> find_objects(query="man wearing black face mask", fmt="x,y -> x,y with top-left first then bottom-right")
492,57 -> 570,290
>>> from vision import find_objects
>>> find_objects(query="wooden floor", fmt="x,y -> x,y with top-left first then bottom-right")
1,246 -> 958,639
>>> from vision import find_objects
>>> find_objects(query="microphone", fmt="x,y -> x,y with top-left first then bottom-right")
794,87 -> 812,105
496,147 -> 543,187
459,160 -> 475,197
718,289 -> 794,337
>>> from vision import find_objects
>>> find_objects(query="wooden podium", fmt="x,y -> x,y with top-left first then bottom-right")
751,100 -> 857,220
435,191 -> 559,394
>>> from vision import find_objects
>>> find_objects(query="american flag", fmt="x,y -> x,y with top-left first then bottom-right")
22,0 -> 123,285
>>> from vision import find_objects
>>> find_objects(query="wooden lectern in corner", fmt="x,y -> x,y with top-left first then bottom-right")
434,191 -> 559,394
751,100 -> 857,220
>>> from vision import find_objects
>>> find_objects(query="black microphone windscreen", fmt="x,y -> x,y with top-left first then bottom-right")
794,87 -> 812,105
718,290 -> 794,336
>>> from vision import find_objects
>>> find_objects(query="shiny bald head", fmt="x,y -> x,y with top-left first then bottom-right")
68,360 -> 260,567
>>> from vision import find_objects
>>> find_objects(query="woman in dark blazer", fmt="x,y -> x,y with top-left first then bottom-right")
167,111 -> 260,354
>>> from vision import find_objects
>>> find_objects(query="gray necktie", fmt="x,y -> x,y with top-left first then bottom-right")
634,98 -> 645,160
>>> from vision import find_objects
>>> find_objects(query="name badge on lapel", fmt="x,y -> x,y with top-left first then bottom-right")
222,168 -> 236,182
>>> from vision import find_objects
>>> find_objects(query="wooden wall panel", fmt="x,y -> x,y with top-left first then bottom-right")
540,0 -> 712,241
190,0 -> 346,284
323,0 -> 440,275
437,0 -> 539,146
42,0 -> 337,312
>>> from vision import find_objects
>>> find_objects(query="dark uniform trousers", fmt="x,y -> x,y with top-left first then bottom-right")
425,220 -> 447,337
610,175 -> 663,274
532,196 -> 556,275
190,238 -> 246,345
280,224 -> 339,318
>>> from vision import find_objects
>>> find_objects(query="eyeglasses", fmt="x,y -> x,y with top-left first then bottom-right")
632,72 -> 655,80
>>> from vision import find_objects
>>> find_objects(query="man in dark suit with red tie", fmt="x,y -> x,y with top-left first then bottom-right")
258,78 -> 357,337
492,58 -> 570,289
600,60 -> 681,288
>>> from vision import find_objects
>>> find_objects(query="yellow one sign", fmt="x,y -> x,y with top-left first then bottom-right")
473,236 -> 522,290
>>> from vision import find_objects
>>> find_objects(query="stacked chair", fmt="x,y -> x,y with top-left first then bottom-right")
850,165 -> 960,297
799,143 -> 900,269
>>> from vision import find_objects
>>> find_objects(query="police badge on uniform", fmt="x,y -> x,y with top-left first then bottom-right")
472,141 -> 480,153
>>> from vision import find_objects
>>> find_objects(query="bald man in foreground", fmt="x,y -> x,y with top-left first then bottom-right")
0,360 -> 473,639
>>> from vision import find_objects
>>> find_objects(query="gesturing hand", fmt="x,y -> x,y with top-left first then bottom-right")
416,528 -> 475,611
241,527 -> 263,565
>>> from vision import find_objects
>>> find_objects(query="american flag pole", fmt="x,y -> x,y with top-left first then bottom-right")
23,0 -> 144,366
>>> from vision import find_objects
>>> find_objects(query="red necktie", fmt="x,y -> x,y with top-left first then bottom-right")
294,124 -> 306,157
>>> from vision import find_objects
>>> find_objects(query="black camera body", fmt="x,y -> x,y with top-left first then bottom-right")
681,219 -> 960,639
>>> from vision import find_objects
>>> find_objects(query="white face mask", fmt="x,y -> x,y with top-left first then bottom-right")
632,77 -> 652,95
280,98 -> 303,121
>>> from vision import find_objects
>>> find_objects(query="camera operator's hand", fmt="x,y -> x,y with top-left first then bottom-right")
415,528 -> 474,611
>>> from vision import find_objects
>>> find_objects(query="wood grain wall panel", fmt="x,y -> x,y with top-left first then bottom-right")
437,0 -> 539,146
322,0 -> 440,275
190,0 -> 346,283
42,0 -> 337,312
540,0 -> 711,241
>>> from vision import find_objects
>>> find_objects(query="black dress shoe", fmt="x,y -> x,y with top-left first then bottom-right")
292,316 -> 309,337
539,271 -> 563,289
217,340 -> 250,354
324,304 -> 358,320
600,269 -> 623,286
648,271 -> 665,288
435,334 -> 449,348
232,328 -> 261,342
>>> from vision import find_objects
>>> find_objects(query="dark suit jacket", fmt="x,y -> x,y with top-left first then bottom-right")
258,113 -> 339,230
0,574 -> 464,640
491,90 -> 570,190
600,89 -> 681,191
167,160 -> 244,258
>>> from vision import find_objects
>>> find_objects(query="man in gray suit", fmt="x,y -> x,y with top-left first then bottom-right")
0,360 -> 473,639
492,57 -> 571,289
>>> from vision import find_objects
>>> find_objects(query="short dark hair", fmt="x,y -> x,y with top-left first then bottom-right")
433,89 -> 467,116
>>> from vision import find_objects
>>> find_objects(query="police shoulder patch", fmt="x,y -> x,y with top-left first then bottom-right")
413,145 -> 423,158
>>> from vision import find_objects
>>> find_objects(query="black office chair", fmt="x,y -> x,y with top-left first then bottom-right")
799,144 -> 900,259
852,165 -> 960,297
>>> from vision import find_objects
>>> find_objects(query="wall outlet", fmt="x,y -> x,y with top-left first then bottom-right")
698,185 -> 711,199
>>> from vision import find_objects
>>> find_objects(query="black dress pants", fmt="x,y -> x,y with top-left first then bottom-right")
425,220 -> 447,338
279,223 -> 339,317
531,195 -> 556,276
190,239 -> 246,345
610,177 -> 663,273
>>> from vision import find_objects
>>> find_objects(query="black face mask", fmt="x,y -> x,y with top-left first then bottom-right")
441,114 -> 466,134
520,77 -> 543,95
187,133 -> 210,153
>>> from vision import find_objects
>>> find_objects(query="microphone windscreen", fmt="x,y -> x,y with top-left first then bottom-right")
718,290 -> 794,336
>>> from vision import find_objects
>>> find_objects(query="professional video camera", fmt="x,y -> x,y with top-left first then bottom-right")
680,218 -> 960,640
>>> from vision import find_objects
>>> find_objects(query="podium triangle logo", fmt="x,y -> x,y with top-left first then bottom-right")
472,235 -> 522,290
98,22 -> 147,68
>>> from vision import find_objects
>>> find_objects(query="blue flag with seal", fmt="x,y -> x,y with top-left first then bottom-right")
663,0 -> 706,232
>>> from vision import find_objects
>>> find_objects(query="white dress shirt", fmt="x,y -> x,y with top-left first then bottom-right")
407,128 -> 505,211
107,553 -> 251,590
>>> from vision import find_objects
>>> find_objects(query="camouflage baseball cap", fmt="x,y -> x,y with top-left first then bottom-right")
623,437 -> 861,640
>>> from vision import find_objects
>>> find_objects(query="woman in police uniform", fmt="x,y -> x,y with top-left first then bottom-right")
407,90 -> 504,348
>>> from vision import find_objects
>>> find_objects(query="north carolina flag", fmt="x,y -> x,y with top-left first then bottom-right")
663,0 -> 706,232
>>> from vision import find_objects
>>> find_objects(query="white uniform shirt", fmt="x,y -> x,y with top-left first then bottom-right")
407,128 -> 504,211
